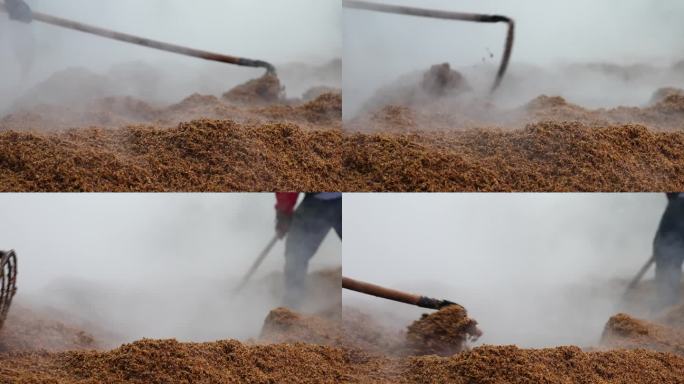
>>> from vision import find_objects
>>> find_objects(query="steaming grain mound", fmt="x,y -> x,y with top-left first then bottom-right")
303,86 -> 341,101
524,95 -> 602,122
355,88 -> 684,133
0,339 -> 375,384
526,95 -> 569,110
342,307 -> 406,355
0,306 -> 681,384
421,63 -> 470,97
260,307 -> 342,346
260,307 -> 407,354
0,306 -> 98,353
2,339 -> 682,383
3,70 -> 340,133
170,93 -> 222,110
0,98 -> 162,132
342,122 -> 684,191
658,303 -> 684,329
0,120 -> 342,192
358,64 -> 679,130
361,64 -> 474,115
12,67 -> 117,109
405,305 -> 481,356
222,73 -> 284,104
401,345 -> 684,384
371,106 -> 416,130
650,87 -> 684,105
601,313 -> 684,355
256,267 -> 342,318
300,92 -> 343,123
651,93 -> 684,114
257,92 -> 342,126
261,306 -> 407,355
1,90 -> 339,132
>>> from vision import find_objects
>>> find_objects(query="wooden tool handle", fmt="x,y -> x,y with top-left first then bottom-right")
0,3 -> 275,73
343,276 -> 422,305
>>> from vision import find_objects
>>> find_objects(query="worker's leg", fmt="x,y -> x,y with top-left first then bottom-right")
654,239 -> 684,311
329,197 -> 342,239
284,197 -> 333,309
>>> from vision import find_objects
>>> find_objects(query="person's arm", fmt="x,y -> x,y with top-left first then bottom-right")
5,0 -> 32,23
275,193 -> 299,238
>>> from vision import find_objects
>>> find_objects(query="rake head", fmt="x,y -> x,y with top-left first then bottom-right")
0,250 -> 17,331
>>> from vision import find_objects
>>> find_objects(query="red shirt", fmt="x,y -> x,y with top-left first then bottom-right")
275,192 -> 299,215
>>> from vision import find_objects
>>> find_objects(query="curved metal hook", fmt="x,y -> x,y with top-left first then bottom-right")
344,0 -> 514,93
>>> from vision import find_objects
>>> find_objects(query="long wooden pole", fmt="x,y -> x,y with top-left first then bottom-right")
0,3 -> 276,74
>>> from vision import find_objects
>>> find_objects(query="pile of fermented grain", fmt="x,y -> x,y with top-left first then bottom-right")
0,339 -> 369,383
222,73 -> 284,103
0,73 -> 341,191
0,118 -> 341,191
345,62 -> 684,191
1,333 -> 682,383
397,346 -> 684,384
259,304 -> 481,358
0,305 -> 99,353
601,313 -> 684,355
420,63 -> 471,97
343,122 -> 684,191
260,307 -> 343,346
341,307 -> 406,354
259,307 -> 396,354
1,305 -> 683,383
1,85 -> 340,133
360,64 -> 472,115
601,300 -> 684,356
405,305 -> 481,356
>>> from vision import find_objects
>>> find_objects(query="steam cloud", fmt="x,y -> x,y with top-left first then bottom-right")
0,193 -> 341,345
0,0 -> 341,113
343,0 -> 684,117
343,193 -> 666,348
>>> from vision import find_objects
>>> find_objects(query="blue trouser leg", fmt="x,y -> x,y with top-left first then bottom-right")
332,197 -> 342,239
654,238 -> 684,311
283,197 -> 341,309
